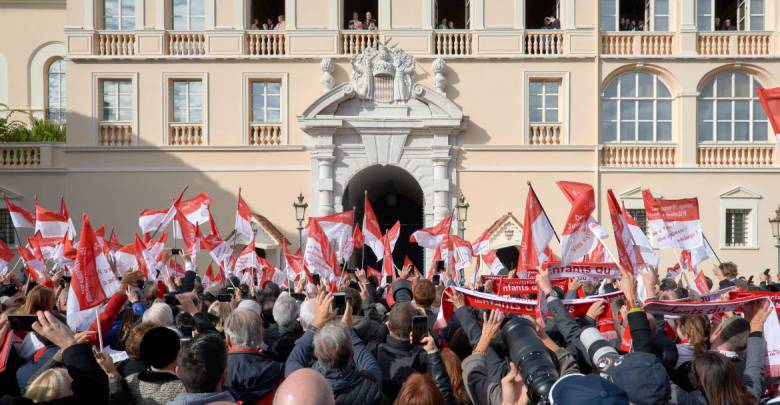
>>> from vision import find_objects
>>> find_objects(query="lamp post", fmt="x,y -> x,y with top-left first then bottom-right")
293,193 -> 308,249
456,194 -> 469,238
770,206 -> 780,276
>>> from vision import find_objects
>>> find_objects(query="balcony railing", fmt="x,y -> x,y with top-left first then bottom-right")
168,123 -> 204,146
433,30 -> 472,56
524,30 -> 563,55
96,31 -> 136,56
340,30 -> 381,55
697,32 -> 771,56
0,145 -> 43,167
246,31 -> 286,56
528,123 -> 562,145
98,122 -> 133,146
601,144 -> 677,168
248,123 -> 283,146
697,144 -> 775,167
601,32 -> 674,56
168,32 -> 206,56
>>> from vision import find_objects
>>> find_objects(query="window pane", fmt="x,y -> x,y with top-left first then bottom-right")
530,108 -> 542,123
620,100 -> 635,120
190,17 -> 205,30
602,100 -> 617,120
545,94 -> 558,109
188,81 -> 202,95
657,81 -> 671,97
638,122 -> 653,141
546,108 -> 558,122
173,107 -> 186,122
753,122 -> 768,141
698,101 -> 712,120
657,122 -> 672,141
658,101 -> 671,120
698,120 -> 712,142
601,121 -> 617,142
697,16 -> 711,31
754,100 -> 767,120
638,100 -> 653,120
620,122 -> 636,141
267,82 -> 281,94
654,17 -> 669,31
604,80 -> 618,97
529,94 -> 541,111
121,16 -> 134,30
716,73 -> 732,97
119,107 -> 132,121
267,109 -> 281,122
716,122 -> 731,141
529,82 -> 542,96
700,80 -> 713,97
191,0 -> 205,16
190,108 -> 202,123
620,74 -> 636,97
637,73 -> 653,97
734,101 -> 749,120
750,16 -> 764,31
734,122 -> 749,141
105,16 -> 118,30
716,100 -> 731,120
544,82 -> 559,94
734,73 -> 750,97
119,93 -> 132,111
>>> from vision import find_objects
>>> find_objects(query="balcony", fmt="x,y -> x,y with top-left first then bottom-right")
524,30 -> 564,55
601,32 -> 675,56
601,144 -> 677,168
248,123 -> 283,146
95,31 -> 136,56
528,123 -> 562,145
340,30 -> 381,55
433,30 -> 473,56
0,144 -> 53,168
98,122 -> 134,146
697,32 -> 772,56
246,31 -> 287,56
168,32 -> 206,56
697,144 -> 775,167
168,123 -> 205,146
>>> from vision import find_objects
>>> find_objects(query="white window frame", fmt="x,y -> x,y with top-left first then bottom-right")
46,58 -> 66,123
600,0 -> 668,32
103,0 -> 136,30
524,71 -> 569,144
697,71 -> 769,144
91,72 -> 139,145
528,79 -> 561,124
696,0 -> 764,31
601,71 -> 673,143
173,0 -> 205,31
163,72 -> 208,145
242,73 -> 288,144
719,187 -> 761,249
650,0 -> 669,31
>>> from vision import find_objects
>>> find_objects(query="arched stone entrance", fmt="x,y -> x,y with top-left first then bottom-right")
343,164 -> 424,270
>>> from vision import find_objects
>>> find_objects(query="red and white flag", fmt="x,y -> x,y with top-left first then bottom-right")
235,189 -> 254,240
0,239 -> 14,276
410,215 -> 452,250
382,232 -> 395,283
283,242 -> 304,276
362,196 -> 384,258
471,230 -> 491,256
352,225 -> 364,249
312,210 -> 354,263
642,190 -> 703,250
686,235 -> 717,270
133,234 -> 158,280
173,210 -> 200,257
34,200 -> 69,238
108,231 -> 122,254
427,246 -> 442,279
606,189 -> 644,274
138,208 -> 169,235
757,86 -> 780,148
114,242 -> 139,275
666,263 -> 683,279
19,242 -> 48,282
233,236 -> 260,274
3,195 -> 34,229
557,182 -> 599,265
621,202 -> 659,268
203,263 -> 224,287
520,185 -> 556,271
201,233 -> 232,267
304,219 -> 338,281
59,197 -> 76,240
176,192 -> 213,225
482,250 -> 505,275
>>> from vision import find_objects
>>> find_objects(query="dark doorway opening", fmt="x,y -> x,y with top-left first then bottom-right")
343,0 -> 379,29
618,0 -> 645,30
435,0 -> 469,29
342,165 -> 424,272
526,0 -> 560,29
496,246 -> 519,275
249,0 -> 285,29
715,0 -> 737,30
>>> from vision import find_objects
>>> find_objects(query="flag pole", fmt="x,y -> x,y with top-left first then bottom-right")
527,181 -> 561,243
148,186 -> 189,242
703,234 -> 722,265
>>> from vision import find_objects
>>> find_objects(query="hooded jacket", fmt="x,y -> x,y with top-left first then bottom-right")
223,349 -> 284,404
369,334 -> 427,399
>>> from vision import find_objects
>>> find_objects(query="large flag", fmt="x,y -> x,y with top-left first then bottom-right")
606,189 -> 644,274
410,215 -> 453,250
3,195 -> 34,229
313,210 -> 354,263
233,236 -> 260,274
304,219 -> 338,280
362,195 -> 384,258
757,86 -> 780,147
482,250 -> 505,275
471,230 -> 491,256
520,184 -> 556,270
621,202 -> 659,267
138,208 -> 169,235
173,210 -> 200,257
235,189 -> 254,240
34,200 -> 69,238
442,234 -> 473,271
688,235 -> 716,270
19,243 -> 48,282
114,242 -> 139,275
59,197 -> 76,240
133,234 -> 157,280
201,233 -> 232,267
176,192 -> 213,225
0,238 -> 13,276
642,190 -> 703,250
283,242 -> 304,276
557,181 -> 599,265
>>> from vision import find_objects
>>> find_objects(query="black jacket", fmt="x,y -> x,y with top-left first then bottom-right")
427,351 -> 457,405
352,315 -> 387,346
369,334 -> 427,399
265,324 -> 303,362
0,344 -> 109,405
224,349 -> 284,404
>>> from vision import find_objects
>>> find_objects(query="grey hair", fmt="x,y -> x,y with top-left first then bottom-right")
142,303 -> 174,326
314,322 -> 353,371
224,308 -> 264,349
273,292 -> 300,330
299,298 -> 315,329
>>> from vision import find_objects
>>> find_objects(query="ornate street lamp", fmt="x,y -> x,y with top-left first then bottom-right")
293,193 -> 308,248
770,206 -> 780,276
456,194 -> 470,238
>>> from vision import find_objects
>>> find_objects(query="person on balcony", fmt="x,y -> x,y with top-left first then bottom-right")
365,11 -> 377,31
548,16 -> 560,29
437,18 -> 449,30
448,20 -> 455,29
348,12 -> 364,30
722,19 -> 736,31
265,18 -> 275,30
251,18 -> 261,30
275,15 -> 286,30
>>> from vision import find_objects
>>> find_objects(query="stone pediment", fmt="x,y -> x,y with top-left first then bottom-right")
619,187 -> 662,200
720,186 -> 762,199
483,212 -> 524,250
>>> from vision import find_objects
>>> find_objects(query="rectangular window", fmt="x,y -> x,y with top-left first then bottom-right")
725,208 -> 750,247
173,0 -> 205,31
529,80 -> 560,123
600,0 -> 617,31
104,0 -> 135,30
653,0 -> 669,31
172,80 -> 203,123
251,80 -> 282,123
626,208 -> 648,235
749,0 -> 764,31
696,0 -> 712,30
0,209 -> 14,246
101,80 -> 132,121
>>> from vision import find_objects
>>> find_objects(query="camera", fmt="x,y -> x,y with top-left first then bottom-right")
502,316 -> 559,405
579,327 -> 621,375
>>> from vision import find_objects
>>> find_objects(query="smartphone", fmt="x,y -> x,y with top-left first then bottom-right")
217,293 -> 232,302
412,315 -> 428,344
164,293 -> 180,306
171,248 -> 182,255
291,293 -> 306,302
432,274 -> 441,285
436,261 -> 445,272
312,274 -> 321,286
332,292 -> 346,315
385,275 -> 393,285
8,315 -> 37,332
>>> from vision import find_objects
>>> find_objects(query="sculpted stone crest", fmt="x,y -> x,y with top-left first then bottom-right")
351,39 -> 416,103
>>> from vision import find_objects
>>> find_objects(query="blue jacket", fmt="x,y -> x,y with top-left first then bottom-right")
224,349 -> 283,404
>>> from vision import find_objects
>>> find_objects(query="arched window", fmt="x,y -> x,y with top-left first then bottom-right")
697,71 -> 768,143
601,71 -> 672,143
47,59 -> 66,122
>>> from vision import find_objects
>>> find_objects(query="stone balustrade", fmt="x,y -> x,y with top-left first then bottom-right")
698,32 -> 771,56
248,123 -> 283,146
524,30 -> 564,55
601,32 -> 674,55
96,31 -> 136,56
168,32 -> 206,56
601,144 -> 677,167
98,123 -> 134,146
528,123 -> 562,145
697,144 -> 775,167
340,31 -> 380,55
246,31 -> 286,56
0,144 -> 54,168
168,123 -> 204,146
433,30 -> 472,56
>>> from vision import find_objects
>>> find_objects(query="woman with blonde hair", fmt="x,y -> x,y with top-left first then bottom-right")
23,368 -> 73,403
208,301 -> 231,333
18,285 -> 55,315
439,348 -> 468,404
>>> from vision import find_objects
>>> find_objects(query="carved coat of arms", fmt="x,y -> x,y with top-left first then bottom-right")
351,39 -> 416,104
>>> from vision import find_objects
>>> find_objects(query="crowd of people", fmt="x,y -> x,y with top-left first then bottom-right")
0,253 -> 779,404
250,15 -> 286,31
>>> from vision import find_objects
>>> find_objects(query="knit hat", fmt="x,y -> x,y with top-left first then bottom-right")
140,326 -> 180,369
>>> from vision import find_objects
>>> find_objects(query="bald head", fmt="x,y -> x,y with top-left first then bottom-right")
274,368 -> 334,405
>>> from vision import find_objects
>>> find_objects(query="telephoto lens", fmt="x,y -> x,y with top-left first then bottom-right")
501,317 -> 559,405
579,327 -> 621,373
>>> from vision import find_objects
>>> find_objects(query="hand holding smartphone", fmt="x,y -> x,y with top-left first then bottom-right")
8,315 -> 37,332
412,315 -> 428,345
332,292 -> 346,315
